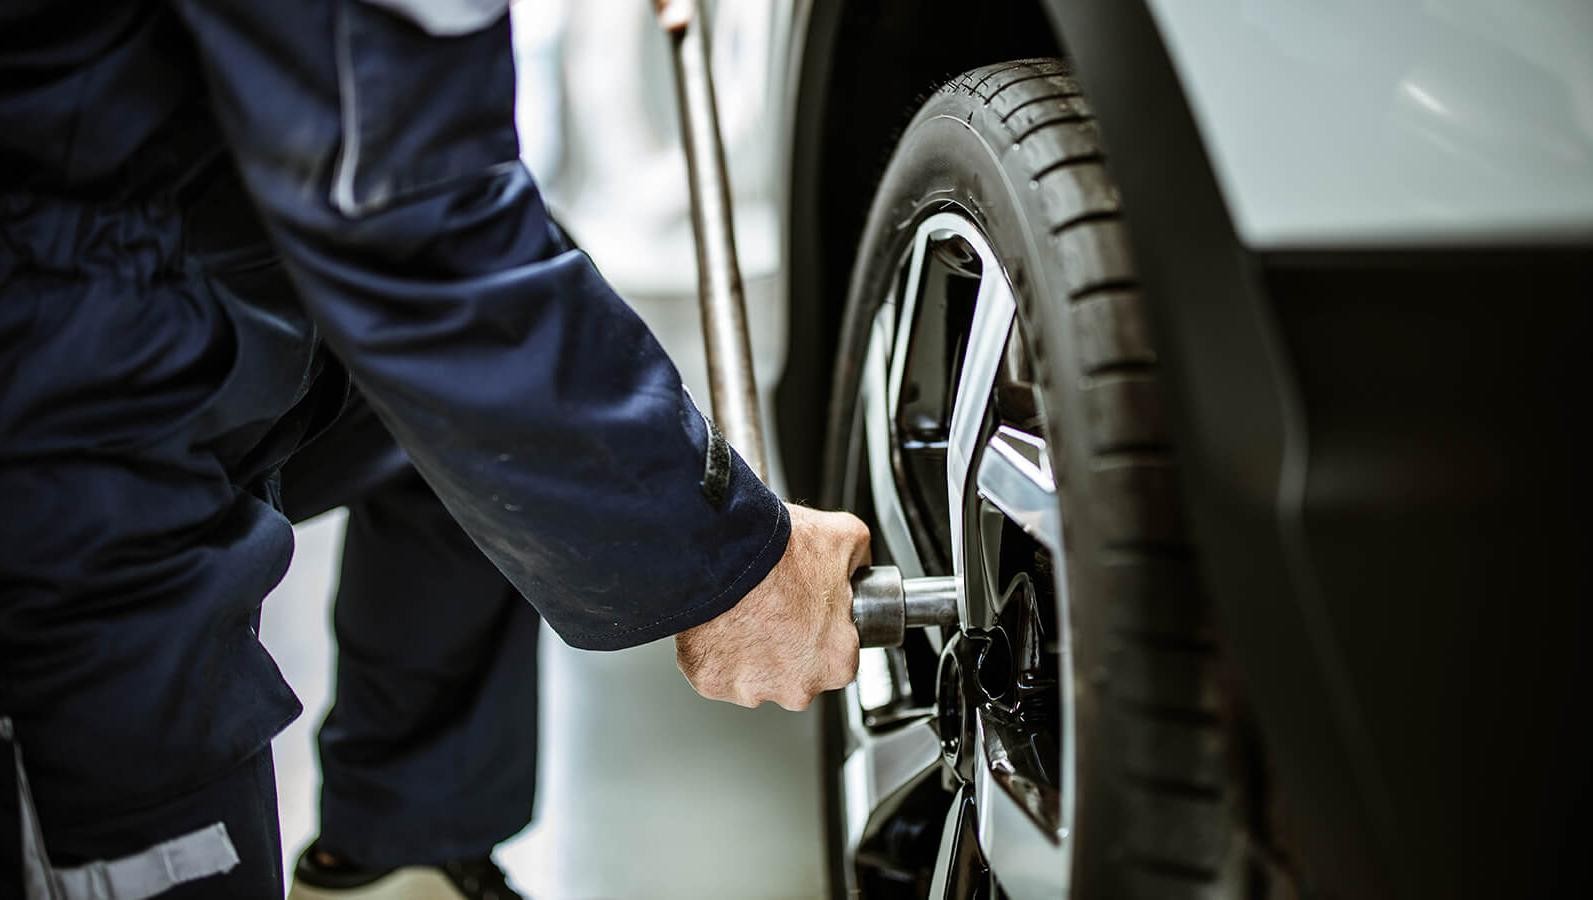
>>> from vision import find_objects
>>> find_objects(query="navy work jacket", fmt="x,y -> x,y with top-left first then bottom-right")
0,0 -> 789,817
1,0 -> 788,646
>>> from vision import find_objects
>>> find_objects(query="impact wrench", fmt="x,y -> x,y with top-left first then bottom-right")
659,0 -> 958,648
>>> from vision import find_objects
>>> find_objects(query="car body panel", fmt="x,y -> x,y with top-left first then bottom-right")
1144,0 -> 1593,247
1043,2 -> 1593,895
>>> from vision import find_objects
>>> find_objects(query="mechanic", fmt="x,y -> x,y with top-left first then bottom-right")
0,2 -> 866,899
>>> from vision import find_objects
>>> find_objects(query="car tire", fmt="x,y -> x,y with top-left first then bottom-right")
821,59 -> 1254,899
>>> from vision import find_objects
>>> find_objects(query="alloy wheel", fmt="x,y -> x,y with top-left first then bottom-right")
836,211 -> 1073,900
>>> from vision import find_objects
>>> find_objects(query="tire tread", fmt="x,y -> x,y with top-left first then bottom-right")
960,59 -> 1245,895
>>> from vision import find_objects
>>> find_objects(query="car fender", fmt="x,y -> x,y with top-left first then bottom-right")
1140,0 -> 1593,247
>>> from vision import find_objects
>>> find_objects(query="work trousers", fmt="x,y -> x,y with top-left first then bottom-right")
3,177 -> 540,897
3,388 -> 541,900
282,396 -> 542,874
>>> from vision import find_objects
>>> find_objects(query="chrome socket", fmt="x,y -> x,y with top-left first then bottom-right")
851,567 -> 960,648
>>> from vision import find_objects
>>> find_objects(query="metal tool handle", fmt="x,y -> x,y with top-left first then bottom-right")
662,0 -> 768,480
661,3 -> 954,648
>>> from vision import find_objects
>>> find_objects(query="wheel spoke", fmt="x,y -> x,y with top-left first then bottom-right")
974,712 -> 1072,900
926,786 -> 979,899
884,215 -> 937,438
976,426 -> 1061,553
839,718 -> 943,859
945,274 -> 1017,513
973,427 -> 1078,898
941,228 -> 1016,622
861,303 -> 925,578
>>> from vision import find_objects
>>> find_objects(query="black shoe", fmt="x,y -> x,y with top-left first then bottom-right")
288,841 -> 525,900
437,857 -> 522,900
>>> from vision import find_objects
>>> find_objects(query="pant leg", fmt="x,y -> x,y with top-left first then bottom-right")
280,397 -> 541,870
1,220 -> 321,899
1,133 -> 387,899
0,739 -> 285,900
1,464 -> 294,900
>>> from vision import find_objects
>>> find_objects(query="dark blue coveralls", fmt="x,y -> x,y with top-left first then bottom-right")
0,1 -> 789,896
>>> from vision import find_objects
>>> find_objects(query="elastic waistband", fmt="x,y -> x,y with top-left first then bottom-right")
1,123 -> 228,286
1,190 -> 185,287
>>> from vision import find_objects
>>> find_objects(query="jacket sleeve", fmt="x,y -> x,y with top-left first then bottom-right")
171,0 -> 790,650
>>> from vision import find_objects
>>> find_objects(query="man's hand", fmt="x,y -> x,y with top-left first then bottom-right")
675,504 -> 869,710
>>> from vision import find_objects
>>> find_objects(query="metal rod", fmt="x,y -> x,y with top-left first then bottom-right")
659,2 -> 953,649
664,1 -> 769,480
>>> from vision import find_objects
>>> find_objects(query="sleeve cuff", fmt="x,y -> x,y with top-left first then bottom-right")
553,483 -> 791,651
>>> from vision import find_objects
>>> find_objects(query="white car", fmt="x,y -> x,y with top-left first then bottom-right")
536,2 -> 1593,896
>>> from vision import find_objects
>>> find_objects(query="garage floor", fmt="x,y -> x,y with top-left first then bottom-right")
261,280 -> 826,898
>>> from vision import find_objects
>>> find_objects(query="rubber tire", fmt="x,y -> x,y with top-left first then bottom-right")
822,59 -> 1250,898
